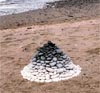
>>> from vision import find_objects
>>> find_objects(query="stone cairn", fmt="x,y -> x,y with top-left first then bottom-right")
21,41 -> 81,83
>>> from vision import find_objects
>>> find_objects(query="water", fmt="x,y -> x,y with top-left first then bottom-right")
0,0 -> 59,16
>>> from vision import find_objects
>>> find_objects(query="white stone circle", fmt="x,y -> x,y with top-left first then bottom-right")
21,60 -> 81,83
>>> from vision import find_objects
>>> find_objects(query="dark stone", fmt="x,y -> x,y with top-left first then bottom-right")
31,41 -> 71,65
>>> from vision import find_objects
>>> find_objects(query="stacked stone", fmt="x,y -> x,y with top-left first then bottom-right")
21,41 -> 81,83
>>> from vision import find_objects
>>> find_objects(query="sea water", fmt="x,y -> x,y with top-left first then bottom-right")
0,0 -> 59,16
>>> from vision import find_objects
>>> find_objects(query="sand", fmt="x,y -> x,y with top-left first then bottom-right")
0,0 -> 100,93
0,0 -> 100,29
0,18 -> 100,93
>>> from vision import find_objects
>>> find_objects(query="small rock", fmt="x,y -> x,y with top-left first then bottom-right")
51,74 -> 59,79
32,62 -> 37,65
63,55 -> 67,59
52,51 -> 56,54
50,62 -> 56,66
40,61 -> 45,64
41,56 -> 45,60
47,57 -> 52,61
45,74 -> 50,80
65,57 -> 71,61
57,68 -> 64,73
38,53 -> 43,56
42,63 -> 46,67
49,72 -> 54,75
39,66 -> 44,70
51,66 -> 57,70
56,49 -> 62,53
34,66 -> 39,69
46,68 -> 53,72
37,63 -> 41,66
53,57 -> 57,61
46,65 -> 50,67
57,63 -> 63,68
32,58 -> 36,61
37,60 -> 40,63
58,57 -> 63,61
45,61 -> 50,64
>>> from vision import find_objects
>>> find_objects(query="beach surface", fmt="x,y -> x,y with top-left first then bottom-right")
0,0 -> 100,29
0,0 -> 100,93
0,18 -> 100,93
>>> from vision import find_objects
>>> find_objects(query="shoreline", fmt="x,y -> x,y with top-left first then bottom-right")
0,0 -> 100,30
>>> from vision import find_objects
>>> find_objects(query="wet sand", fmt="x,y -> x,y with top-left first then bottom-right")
0,0 -> 100,29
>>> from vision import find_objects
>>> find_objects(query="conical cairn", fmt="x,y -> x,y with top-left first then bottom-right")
21,41 -> 81,83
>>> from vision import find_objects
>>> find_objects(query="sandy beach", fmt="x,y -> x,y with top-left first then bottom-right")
0,0 -> 100,93
0,0 -> 100,29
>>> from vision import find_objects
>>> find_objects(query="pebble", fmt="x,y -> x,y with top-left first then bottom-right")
63,55 -> 67,59
40,61 -> 45,64
38,53 -> 43,56
51,74 -> 59,79
49,72 -> 54,75
52,51 -> 56,54
39,66 -> 44,69
58,57 -> 63,61
45,74 -> 50,80
45,61 -> 50,64
37,60 -> 40,63
65,57 -> 71,61
34,66 -> 40,69
50,62 -> 56,66
57,63 -> 63,68
46,65 -> 50,67
37,63 -> 41,66
47,57 -> 52,61
41,56 -> 45,60
46,68 -> 54,72
32,62 -> 37,65
53,57 -> 57,61
57,68 -> 64,73
32,58 -> 36,61
56,49 -> 62,53
51,66 -> 57,70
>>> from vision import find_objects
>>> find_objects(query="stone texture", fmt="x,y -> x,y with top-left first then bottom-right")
21,41 -> 81,83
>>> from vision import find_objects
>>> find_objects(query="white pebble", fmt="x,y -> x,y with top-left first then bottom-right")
57,63 -> 63,68
57,68 -> 64,73
50,62 -> 56,66
46,68 -> 54,72
53,57 -> 57,61
40,61 -> 45,64
45,61 -> 50,63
